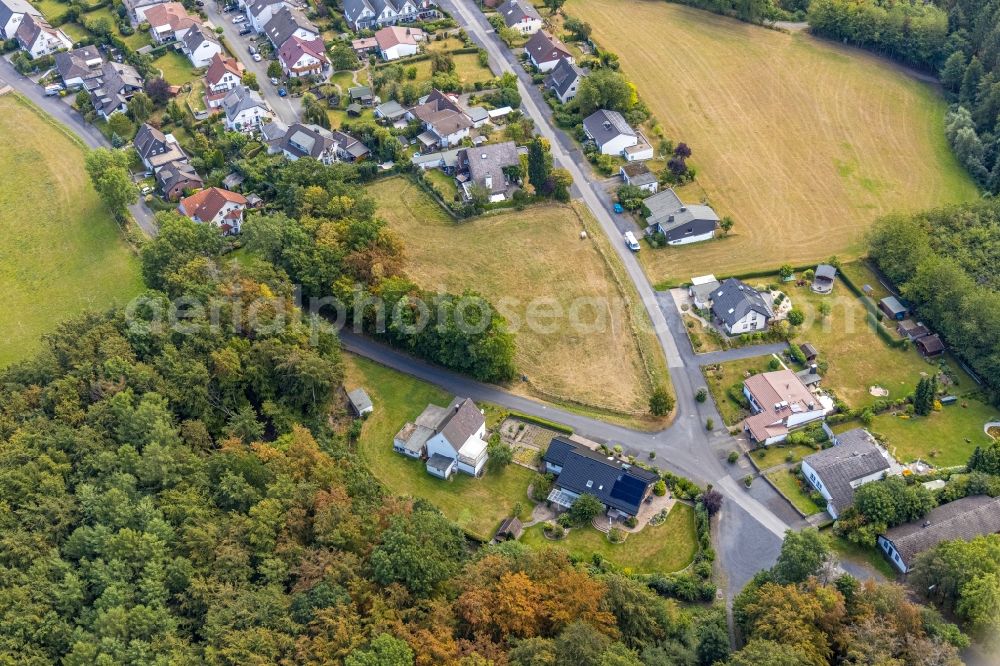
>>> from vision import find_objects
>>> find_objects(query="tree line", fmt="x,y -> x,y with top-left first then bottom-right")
866,202 -> 1000,401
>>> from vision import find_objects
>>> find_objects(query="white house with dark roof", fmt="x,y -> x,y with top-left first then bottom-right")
583,109 -> 638,156
92,61 -> 144,120
262,5 -> 318,50
545,57 -> 584,104
134,122 -> 187,172
643,188 -> 719,245
55,45 -> 103,89
223,85 -> 271,133
496,0 -> 541,34
406,89 -> 472,148
742,369 -> 828,445
246,0 -> 287,32
878,495 -> 1000,573
0,0 -> 40,40
393,397 -> 488,478
341,0 -> 436,32
801,428 -> 899,519
181,23 -> 222,67
15,14 -> 72,58
524,30 -> 572,72
709,278 -> 773,336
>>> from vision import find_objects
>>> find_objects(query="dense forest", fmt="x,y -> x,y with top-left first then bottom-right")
867,201 -> 1000,399
806,0 -> 1000,192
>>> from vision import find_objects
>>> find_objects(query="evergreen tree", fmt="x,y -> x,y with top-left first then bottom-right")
527,136 -> 551,195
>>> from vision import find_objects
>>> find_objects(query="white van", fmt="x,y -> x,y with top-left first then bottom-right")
624,230 -> 640,252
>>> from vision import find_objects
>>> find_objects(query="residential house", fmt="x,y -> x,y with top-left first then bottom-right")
262,6 -> 318,51
411,146 -> 461,172
897,320 -> 930,342
619,162 -> 658,193
392,397 -> 488,478
178,187 -> 248,234
0,0 -> 40,40
742,369 -> 827,445
351,36 -> 378,56
374,25 -> 424,61
643,188 -> 719,245
524,30 -> 572,72
246,0 -> 287,33
134,123 -> 186,172
92,61 -> 144,120
812,264 -> 837,293
583,109 -> 637,156
878,296 -> 907,321
15,14 -> 72,58
144,2 -> 197,43
156,159 -> 203,200
54,45 -> 103,90
330,129 -> 369,161
407,89 -> 472,149
181,24 -> 222,67
341,0 -> 437,32
348,84 -> 374,105
270,122 -> 339,163
915,334 -> 945,357
801,428 -> 897,519
542,437 -> 658,519
278,34 -> 329,78
457,141 -> 520,202
496,0 -> 541,34
878,495 -> 1000,573
222,85 -> 271,133
122,0 -> 171,25
688,274 -> 719,309
346,388 -> 373,416
203,53 -> 244,108
709,278 -> 773,335
545,56 -> 584,103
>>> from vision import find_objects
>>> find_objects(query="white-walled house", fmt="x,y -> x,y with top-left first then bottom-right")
742,369 -> 827,445
144,2 -> 197,43
709,278 -> 773,335
496,0 -> 542,34
203,53 -> 244,108
342,0 -> 436,32
800,428 -> 897,519
643,188 -> 719,246
583,109 -> 637,156
277,35 -> 328,78
0,0 -> 41,40
222,85 -> 271,133
15,14 -> 72,58
246,0 -> 287,32
374,25 -> 423,60
524,30 -> 572,72
393,397 -> 488,478
178,187 -> 248,235
181,24 -> 223,68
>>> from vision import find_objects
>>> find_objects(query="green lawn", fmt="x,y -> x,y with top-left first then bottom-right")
34,0 -> 71,22
0,95 -> 143,367
766,469 -> 824,516
521,503 -> 698,573
702,355 -> 777,426
153,50 -> 200,86
61,22 -> 91,43
81,6 -> 152,50
423,168 -> 459,202
344,354 -> 534,540
329,70 -> 356,92
827,532 -> 897,579
866,399 -> 998,467
752,443 -> 818,470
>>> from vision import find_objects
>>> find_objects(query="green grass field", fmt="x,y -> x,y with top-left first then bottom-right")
568,0 -> 979,284
344,354 -> 534,540
0,95 -> 143,367
864,399 -> 998,467
153,50 -> 200,86
702,355 -> 776,426
521,502 -> 697,573
752,443 -> 817,470
766,469 -> 824,516
423,168 -> 459,202
33,0 -> 71,21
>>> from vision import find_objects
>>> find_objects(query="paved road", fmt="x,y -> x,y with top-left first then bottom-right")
0,57 -> 158,237
203,1 -> 302,125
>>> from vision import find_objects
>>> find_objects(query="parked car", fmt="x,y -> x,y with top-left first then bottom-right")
269,76 -> 279,85
232,15 -> 246,23
278,87 -> 287,97
140,186 -> 153,195
248,45 -> 256,54
623,230 -> 641,252
613,203 -> 624,214
238,26 -> 252,35
194,1 -> 204,6
252,53 -> 262,61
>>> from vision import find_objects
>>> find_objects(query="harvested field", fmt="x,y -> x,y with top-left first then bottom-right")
568,0 -> 978,283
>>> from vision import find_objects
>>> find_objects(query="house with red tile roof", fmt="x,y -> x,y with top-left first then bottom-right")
178,187 -> 248,235
144,2 -> 198,43
742,369 -> 829,445
374,25 -> 424,61
204,53 -> 244,108
277,35 -> 328,79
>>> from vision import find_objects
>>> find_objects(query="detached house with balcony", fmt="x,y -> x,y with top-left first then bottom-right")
545,57 -> 584,103
524,30 -> 572,72
178,187 -> 248,235
742,369 -> 828,445
496,0 -> 542,34
393,397 -> 489,478
92,61 -> 144,120
342,0 -> 437,32
709,278 -> 773,335
55,45 -> 103,90
457,141 -> 520,202
262,6 -> 318,51
643,188 -> 719,245
223,84 -> 271,133
204,53 -> 244,108
144,2 -> 197,43
407,88 -> 472,149
15,14 -> 72,58
0,0 -> 41,40
134,123 -> 187,172
181,23 -> 222,68
277,34 -> 329,78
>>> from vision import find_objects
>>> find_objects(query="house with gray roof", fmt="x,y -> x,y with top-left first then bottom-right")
181,23 -> 222,67
545,56 -> 584,104
0,0 -> 40,40
496,0 -> 541,34
223,85 -> 271,133
458,141 -> 520,202
15,13 -> 72,58
134,122 -> 187,172
156,159 -> 203,200
619,161 -> 658,193
543,437 -> 658,519
330,129 -> 370,161
878,495 -> 1000,573
347,388 -> 373,416
269,122 -> 338,163
262,5 -> 317,50
524,30 -> 572,72
583,109 -> 638,156
688,274 -> 719,309
812,263 -> 837,294
375,99 -> 407,122
393,397 -> 488,478
342,0 -> 436,32
92,61 -> 144,120
55,45 -> 103,89
801,428 -> 898,519
642,187 -> 719,245
709,278 -> 773,335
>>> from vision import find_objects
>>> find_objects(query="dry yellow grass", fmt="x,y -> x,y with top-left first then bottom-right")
568,0 -> 979,284
367,177 -> 665,416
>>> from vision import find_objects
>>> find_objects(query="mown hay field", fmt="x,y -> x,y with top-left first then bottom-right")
567,0 -> 979,284
367,177 -> 667,420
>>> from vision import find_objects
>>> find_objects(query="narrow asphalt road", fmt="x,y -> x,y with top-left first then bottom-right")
204,1 -> 302,125
0,57 -> 158,237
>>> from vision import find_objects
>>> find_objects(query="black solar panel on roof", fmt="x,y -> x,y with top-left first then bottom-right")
609,474 -> 647,507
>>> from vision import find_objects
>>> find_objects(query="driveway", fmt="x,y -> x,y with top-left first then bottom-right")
203,0 -> 302,125
0,57 -> 158,236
